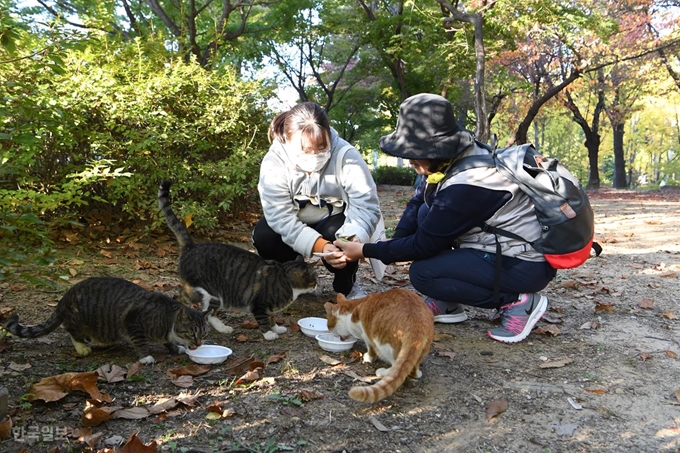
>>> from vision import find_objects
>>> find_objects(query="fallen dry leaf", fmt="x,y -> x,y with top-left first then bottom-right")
638,352 -> 653,361
534,325 -> 561,337
9,362 -> 31,372
112,407 -> 150,420
99,250 -> 113,259
235,334 -> 249,343
342,369 -> 375,383
437,351 -> 457,359
234,368 -> 262,386
170,375 -> 194,388
117,431 -> 158,453
176,392 -> 200,407
539,357 -> 574,369
665,350 -> 678,359
289,320 -> 300,332
167,364 -> 211,378
0,416 -> 12,441
148,397 -> 179,415
81,400 -> 122,427
369,417 -> 389,432
561,280 -> 578,289
319,355 -> 342,366
663,311 -> 678,320
298,389 -> 325,402
638,298 -> 655,309
223,355 -> 256,375
267,352 -> 286,364
97,364 -> 127,383
579,321 -> 601,330
659,271 -> 677,278
241,319 -> 259,329
28,372 -> 110,403
675,390 -> 680,404
585,388 -> 606,394
485,399 -> 508,421
127,362 -> 143,379
594,302 -> 616,312
541,314 -> 563,324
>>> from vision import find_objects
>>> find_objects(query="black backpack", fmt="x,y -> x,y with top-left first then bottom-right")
447,142 -> 599,301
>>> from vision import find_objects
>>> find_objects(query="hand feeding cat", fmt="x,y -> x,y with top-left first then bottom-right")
158,181 -> 318,341
5,277 -> 210,364
324,288 -> 434,403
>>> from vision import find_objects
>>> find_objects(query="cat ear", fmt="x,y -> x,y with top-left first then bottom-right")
336,293 -> 347,303
323,301 -> 335,315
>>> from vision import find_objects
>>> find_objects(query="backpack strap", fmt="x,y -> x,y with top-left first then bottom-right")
334,143 -> 354,207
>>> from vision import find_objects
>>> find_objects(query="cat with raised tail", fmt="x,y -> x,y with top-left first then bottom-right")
5,277 -> 210,364
158,180 -> 318,341
324,288 -> 434,403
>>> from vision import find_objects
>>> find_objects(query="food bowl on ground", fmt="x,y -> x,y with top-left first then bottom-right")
315,333 -> 357,352
185,345 -> 233,364
297,317 -> 330,337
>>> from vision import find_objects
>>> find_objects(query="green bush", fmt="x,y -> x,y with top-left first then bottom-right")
1,37 -> 273,231
372,166 -> 416,186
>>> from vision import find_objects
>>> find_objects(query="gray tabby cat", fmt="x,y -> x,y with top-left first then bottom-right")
5,277 -> 209,364
158,181 -> 318,341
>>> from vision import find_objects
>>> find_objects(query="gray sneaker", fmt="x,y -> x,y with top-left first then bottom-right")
424,297 -> 468,323
487,293 -> 548,343
346,284 -> 367,300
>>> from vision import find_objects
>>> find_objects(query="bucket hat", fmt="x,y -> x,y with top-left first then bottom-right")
379,93 -> 474,160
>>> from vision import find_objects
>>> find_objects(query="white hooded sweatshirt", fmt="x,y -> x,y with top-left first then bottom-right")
257,128 -> 381,258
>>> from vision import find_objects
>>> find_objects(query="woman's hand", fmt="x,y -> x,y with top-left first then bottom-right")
334,239 -> 364,261
321,242 -> 347,269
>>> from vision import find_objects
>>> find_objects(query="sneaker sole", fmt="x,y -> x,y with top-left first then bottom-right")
487,295 -> 548,343
433,312 -> 468,324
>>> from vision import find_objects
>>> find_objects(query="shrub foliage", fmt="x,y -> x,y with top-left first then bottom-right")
372,165 -> 416,186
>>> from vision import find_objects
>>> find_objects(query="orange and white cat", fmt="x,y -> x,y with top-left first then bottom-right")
324,288 -> 434,403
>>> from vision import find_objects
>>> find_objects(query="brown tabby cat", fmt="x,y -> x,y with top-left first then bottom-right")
324,288 -> 434,403
5,277 -> 210,364
158,181 -> 318,340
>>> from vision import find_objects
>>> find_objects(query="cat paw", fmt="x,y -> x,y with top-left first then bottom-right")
413,369 -> 423,379
209,317 -> 234,334
263,330 -> 279,341
73,342 -> 91,357
139,355 -> 156,365
376,367 -> 391,377
362,352 -> 374,363
176,345 -> 187,354
271,324 -> 287,334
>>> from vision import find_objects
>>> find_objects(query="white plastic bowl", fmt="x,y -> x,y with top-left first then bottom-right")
185,345 -> 233,364
297,317 -> 330,337
315,333 -> 357,352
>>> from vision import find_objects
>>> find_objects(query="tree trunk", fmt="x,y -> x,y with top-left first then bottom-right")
612,122 -> 628,188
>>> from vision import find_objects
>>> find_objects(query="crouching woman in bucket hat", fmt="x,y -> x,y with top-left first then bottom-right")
337,93 -> 557,343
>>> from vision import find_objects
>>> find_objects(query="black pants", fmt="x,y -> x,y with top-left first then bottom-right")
252,214 -> 358,295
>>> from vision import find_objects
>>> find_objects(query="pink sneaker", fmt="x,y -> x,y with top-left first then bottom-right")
487,293 -> 547,343
424,297 -> 468,324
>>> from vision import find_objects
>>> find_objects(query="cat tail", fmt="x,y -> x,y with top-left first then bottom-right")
158,180 -> 195,252
5,312 -> 63,338
348,344 -> 421,403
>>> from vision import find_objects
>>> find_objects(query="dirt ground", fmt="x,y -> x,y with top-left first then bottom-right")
1,184 -> 679,453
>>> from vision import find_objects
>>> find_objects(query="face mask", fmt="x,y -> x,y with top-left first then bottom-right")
294,149 -> 331,172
